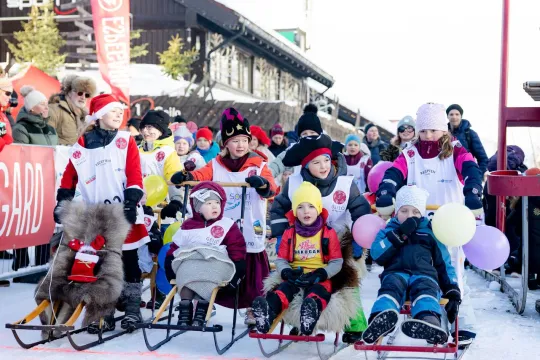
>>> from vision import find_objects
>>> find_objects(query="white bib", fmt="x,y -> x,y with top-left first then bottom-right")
346,154 -> 370,193
172,217 -> 234,249
288,173 -> 353,233
139,146 -> 176,179
212,159 -> 267,253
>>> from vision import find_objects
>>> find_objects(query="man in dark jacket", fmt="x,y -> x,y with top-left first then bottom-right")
447,104 -> 488,174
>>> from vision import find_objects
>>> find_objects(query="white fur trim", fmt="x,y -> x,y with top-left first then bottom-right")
75,252 -> 99,263
122,235 -> 150,251
86,102 -> 125,124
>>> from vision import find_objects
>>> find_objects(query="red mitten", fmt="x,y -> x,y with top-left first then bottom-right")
68,239 -> 84,252
91,234 -> 105,250
68,252 -> 99,283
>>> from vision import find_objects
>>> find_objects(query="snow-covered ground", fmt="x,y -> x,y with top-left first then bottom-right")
1,267 -> 539,360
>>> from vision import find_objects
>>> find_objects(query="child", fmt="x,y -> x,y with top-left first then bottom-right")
252,182 -> 342,335
195,127 -> 220,163
164,181 -> 246,326
173,126 -> 206,169
363,185 -> 460,344
249,125 -> 275,162
375,103 -> 483,344
55,94 -> 150,332
171,107 -> 277,324
344,134 -> 373,193
268,123 -> 288,157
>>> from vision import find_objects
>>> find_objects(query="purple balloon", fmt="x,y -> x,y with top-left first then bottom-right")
463,225 -> 510,271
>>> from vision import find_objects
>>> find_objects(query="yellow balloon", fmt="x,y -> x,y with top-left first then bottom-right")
143,175 -> 168,207
432,203 -> 476,247
163,221 -> 181,245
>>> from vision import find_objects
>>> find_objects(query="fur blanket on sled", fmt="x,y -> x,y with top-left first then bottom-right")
263,230 -> 365,333
35,202 -> 130,328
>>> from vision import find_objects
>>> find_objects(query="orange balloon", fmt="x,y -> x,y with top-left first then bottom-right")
525,168 -> 540,176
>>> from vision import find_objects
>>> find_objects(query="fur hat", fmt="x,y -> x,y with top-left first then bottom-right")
86,94 -> 124,124
292,181 -> 323,216
62,74 -> 97,96
446,104 -> 463,116
20,85 -> 47,111
395,185 -> 429,216
220,107 -> 252,144
250,125 -> 271,146
416,103 -> 448,132
397,115 -> 416,131
283,134 -> 332,167
140,110 -> 171,135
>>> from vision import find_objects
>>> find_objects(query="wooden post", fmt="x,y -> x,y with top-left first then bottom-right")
332,96 -> 339,122
355,108 -> 361,128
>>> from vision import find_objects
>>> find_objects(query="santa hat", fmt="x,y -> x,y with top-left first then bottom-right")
416,103 -> 448,132
220,107 -> 252,144
250,125 -> 271,146
85,94 -> 124,124
283,134 -> 332,168
395,185 -> 429,216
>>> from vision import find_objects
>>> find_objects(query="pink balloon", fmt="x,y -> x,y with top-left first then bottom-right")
353,214 -> 387,249
463,225 -> 510,271
367,161 -> 393,193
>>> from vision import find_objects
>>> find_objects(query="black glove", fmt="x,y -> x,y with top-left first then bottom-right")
0,122 -> 6,137
245,175 -> 270,196
375,193 -> 395,216
142,205 -> 154,216
123,188 -> 143,225
183,160 -> 196,172
147,223 -> 163,254
295,268 -> 328,287
54,189 -> 75,224
443,285 -> 462,324
465,193 -> 483,212
399,217 -> 421,238
281,267 -> 303,283
171,170 -> 193,187
160,200 -> 183,219
228,260 -> 247,290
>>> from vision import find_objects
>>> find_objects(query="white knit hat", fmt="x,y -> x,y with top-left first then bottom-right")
20,85 -> 47,111
415,103 -> 448,132
395,185 -> 429,215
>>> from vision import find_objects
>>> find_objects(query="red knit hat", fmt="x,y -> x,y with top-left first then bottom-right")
250,125 -> 271,146
85,94 -> 124,124
196,127 -> 213,142
270,123 -> 284,137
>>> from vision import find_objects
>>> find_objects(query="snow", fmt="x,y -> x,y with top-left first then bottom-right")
1,267 -> 540,359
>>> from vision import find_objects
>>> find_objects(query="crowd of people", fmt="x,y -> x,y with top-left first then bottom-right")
5,71 -> 534,347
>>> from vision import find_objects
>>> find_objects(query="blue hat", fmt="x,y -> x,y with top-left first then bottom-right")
345,134 -> 362,146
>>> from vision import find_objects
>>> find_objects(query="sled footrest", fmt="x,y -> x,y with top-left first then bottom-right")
249,330 -> 325,342
354,341 -> 457,353
138,323 -> 223,332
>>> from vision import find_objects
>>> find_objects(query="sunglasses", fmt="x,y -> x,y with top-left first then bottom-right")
398,126 -> 414,133
76,91 -> 91,98
1,90 -> 12,97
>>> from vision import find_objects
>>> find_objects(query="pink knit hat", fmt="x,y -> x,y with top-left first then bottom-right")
415,103 -> 448,132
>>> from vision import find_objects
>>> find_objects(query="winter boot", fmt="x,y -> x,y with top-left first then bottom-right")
401,311 -> 448,344
177,300 -> 193,326
87,314 -> 116,334
362,309 -> 399,344
451,330 -> 476,348
192,300 -> 210,327
252,293 -> 282,334
300,297 -> 322,335
120,282 -> 143,331
146,290 -> 166,310
244,308 -> 256,325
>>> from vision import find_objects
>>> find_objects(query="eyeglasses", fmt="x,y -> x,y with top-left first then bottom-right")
1,90 -> 12,97
76,91 -> 91,98
398,126 -> 414,133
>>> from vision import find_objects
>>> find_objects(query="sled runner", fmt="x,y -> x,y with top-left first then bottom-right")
136,181 -> 254,354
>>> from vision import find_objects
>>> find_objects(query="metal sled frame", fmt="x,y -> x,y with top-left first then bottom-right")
248,310 -> 348,360
6,300 -> 129,351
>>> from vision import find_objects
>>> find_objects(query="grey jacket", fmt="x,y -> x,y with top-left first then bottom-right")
13,108 -> 58,146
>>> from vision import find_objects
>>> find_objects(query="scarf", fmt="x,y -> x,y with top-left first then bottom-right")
220,152 -> 250,172
417,139 -> 441,159
198,141 -> 220,163
365,138 -> 380,148
295,216 -> 323,237
345,153 -> 362,166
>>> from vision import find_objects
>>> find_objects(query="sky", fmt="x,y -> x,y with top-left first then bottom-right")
217,0 -> 540,163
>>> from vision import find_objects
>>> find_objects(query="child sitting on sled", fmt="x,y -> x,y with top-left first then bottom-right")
164,181 -> 246,327
363,185 -> 461,345
252,181 -> 343,336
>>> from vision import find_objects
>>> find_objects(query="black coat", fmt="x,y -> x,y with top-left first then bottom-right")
449,119 -> 488,174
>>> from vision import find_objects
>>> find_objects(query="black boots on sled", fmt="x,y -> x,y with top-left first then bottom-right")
177,299 -> 210,327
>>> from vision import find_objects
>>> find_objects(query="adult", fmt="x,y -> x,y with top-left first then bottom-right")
362,123 -> 387,165
380,116 -> 416,162
0,76 -> 13,153
13,86 -> 58,146
446,104 -> 488,174
48,74 -> 97,145
268,123 -> 288,157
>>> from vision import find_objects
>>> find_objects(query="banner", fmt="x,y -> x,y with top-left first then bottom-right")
91,0 -> 130,125
0,145 -> 56,251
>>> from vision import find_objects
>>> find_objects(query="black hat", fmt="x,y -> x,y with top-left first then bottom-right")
140,110 -> 171,135
220,107 -> 252,144
364,123 -> 377,134
174,115 -> 187,124
303,103 -> 319,114
297,112 -> 323,136
446,104 -> 463,116
283,134 -> 332,167
127,117 -> 141,130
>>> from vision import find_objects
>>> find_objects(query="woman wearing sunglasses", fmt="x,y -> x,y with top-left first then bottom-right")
0,76 -> 14,153
380,116 -> 416,162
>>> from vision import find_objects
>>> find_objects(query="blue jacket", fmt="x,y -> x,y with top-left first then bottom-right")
371,217 -> 458,292
449,119 -> 488,174
197,141 -> 220,163
363,138 -> 387,165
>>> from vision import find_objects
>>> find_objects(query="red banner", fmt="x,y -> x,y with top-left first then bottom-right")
0,145 -> 56,251
91,0 -> 130,125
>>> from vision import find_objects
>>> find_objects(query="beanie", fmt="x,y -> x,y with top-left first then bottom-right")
395,185 -> 429,216
297,112 -> 323,136
127,118 -> 141,130
270,123 -> 284,137
303,103 -> 319,114
250,125 -> 271,146
20,85 -> 47,112
416,103 -> 448,132
283,134 -> 332,167
174,115 -> 187,124
196,127 -> 213,142
85,94 -> 124,124
397,115 -> 416,130
140,110 -> 171,135
446,104 -> 463,116
190,187 -> 223,214
220,107 -> 251,144
292,181 -> 323,216
174,126 -> 194,146
364,123 -> 376,134
345,134 -> 362,146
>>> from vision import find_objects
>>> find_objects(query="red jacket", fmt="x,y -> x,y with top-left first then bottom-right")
0,112 -> 13,152
277,209 -> 342,264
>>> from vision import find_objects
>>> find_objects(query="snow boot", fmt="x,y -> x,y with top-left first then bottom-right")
252,293 -> 281,334
451,330 -> 476,348
401,311 -> 448,344
87,314 -> 116,334
177,300 -> 193,326
146,290 -> 166,310
300,297 -> 322,335
362,309 -> 399,344
120,282 -> 143,332
192,300 -> 210,327
244,308 -> 256,325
